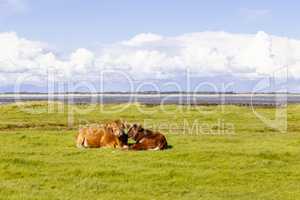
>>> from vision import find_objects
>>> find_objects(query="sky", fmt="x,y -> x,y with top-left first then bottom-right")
0,0 -> 300,92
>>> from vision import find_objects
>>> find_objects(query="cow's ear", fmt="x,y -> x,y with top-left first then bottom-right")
122,121 -> 131,129
138,125 -> 144,132
114,119 -> 122,124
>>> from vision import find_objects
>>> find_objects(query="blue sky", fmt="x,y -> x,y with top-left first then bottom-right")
1,0 -> 299,51
0,0 -> 299,92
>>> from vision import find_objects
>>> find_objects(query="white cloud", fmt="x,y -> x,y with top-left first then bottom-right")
0,31 -> 300,90
0,32 -> 46,73
121,33 -> 163,46
70,48 -> 95,74
101,31 -> 300,79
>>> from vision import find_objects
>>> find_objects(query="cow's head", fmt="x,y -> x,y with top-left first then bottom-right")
128,124 -> 144,140
105,121 -> 122,136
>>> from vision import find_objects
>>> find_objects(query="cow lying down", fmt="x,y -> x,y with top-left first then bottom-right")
76,120 -> 128,149
128,124 -> 168,150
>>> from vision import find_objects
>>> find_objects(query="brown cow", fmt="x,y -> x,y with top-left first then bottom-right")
128,124 -> 168,150
76,120 -> 128,148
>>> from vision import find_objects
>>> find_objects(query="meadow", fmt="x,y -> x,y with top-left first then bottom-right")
0,102 -> 300,200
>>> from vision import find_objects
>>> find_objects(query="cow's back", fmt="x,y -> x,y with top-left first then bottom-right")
76,126 -> 122,148
131,132 -> 168,150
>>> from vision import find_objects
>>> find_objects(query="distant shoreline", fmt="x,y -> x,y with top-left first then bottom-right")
0,93 -> 299,97
0,92 -> 298,95
0,93 -> 298,106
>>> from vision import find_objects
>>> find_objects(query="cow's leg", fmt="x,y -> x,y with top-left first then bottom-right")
76,134 -> 85,148
83,138 -> 90,148
149,146 -> 160,151
130,143 -> 147,150
114,139 -> 122,149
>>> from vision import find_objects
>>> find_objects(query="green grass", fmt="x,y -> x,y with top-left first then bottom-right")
0,102 -> 300,200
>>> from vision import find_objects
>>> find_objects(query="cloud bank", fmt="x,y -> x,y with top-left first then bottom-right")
0,31 -> 300,91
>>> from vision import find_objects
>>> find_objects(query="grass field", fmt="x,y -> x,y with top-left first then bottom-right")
0,102 -> 300,200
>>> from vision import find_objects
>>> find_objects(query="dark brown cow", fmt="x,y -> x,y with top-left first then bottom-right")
128,124 -> 168,150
